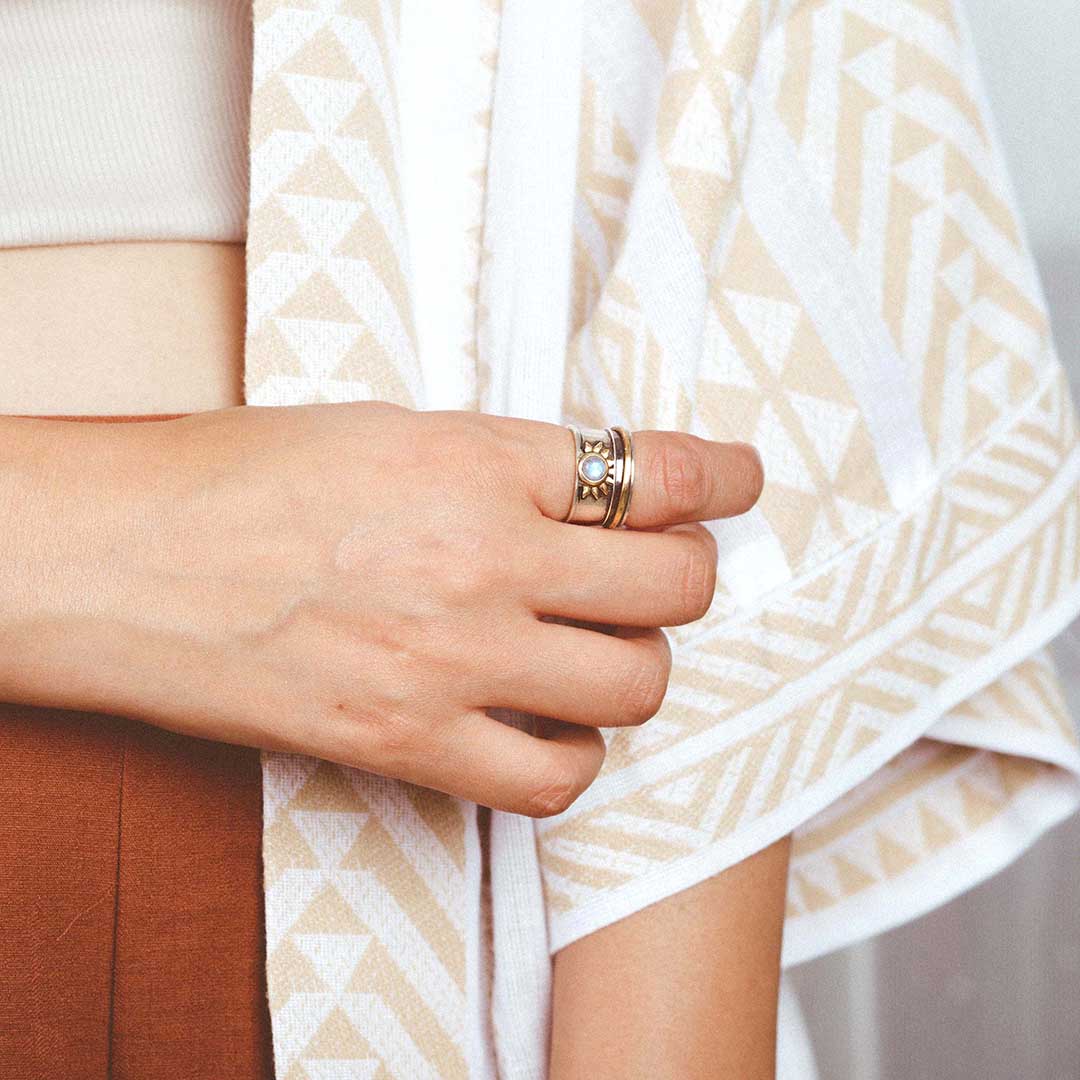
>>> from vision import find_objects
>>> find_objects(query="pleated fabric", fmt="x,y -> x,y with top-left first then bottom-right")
242,2 -> 1080,1076
0,705 -> 271,1080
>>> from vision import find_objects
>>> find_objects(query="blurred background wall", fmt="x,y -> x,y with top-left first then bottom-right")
790,4 -> 1080,1078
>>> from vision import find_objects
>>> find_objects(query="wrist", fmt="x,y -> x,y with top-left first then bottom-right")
0,416 -> 165,713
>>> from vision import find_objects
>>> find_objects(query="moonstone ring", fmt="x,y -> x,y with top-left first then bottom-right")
563,425 -> 635,527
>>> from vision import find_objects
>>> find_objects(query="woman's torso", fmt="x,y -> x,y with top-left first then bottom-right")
0,0 -> 250,415
0,241 -> 245,414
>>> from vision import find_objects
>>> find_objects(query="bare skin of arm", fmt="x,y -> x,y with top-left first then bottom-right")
3,240 -> 780,1072
550,833 -> 792,1080
0,248 -> 767,820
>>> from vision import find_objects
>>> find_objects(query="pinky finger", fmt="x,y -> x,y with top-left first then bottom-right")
446,710 -> 606,817
335,708 -> 606,819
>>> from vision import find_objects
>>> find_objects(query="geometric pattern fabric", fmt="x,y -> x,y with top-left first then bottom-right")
244,1 -> 1080,1075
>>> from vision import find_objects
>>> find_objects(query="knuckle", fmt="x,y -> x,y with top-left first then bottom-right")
726,442 -> 765,514
415,416 -> 512,497
677,537 -> 718,620
655,436 -> 711,515
367,399 -> 410,420
463,422 -> 520,496
523,766 -> 579,818
617,651 -> 670,724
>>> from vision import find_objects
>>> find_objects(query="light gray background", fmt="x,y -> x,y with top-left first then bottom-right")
790,5 -> 1080,1078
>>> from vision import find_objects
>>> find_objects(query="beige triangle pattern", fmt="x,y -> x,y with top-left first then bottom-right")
247,3 -> 1080,1072
539,367 -> 1080,929
246,3 -> 475,1075
246,0 -> 421,410
777,1 -> 1047,471
785,706 -> 1065,925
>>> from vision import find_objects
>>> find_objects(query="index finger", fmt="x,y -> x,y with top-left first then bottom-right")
622,430 -> 764,527
506,421 -> 764,527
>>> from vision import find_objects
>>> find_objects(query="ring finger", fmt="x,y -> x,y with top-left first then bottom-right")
524,518 -> 719,627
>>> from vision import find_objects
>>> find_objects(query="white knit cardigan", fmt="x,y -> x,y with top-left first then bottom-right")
244,2 -> 1080,1077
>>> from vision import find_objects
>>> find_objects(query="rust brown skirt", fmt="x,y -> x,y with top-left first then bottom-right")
0,414 -> 273,1079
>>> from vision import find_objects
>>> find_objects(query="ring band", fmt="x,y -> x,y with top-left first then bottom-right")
608,426 -> 634,528
563,424 -> 635,527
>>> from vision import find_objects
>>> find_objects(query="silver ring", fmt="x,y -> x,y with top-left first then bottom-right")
562,425 -> 634,527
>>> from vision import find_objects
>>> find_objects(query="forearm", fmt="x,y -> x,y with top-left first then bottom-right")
550,833 -> 792,1079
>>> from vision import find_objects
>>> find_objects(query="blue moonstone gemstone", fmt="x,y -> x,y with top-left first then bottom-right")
580,453 -> 608,483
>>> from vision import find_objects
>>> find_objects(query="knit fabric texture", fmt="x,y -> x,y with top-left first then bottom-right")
243,2 -> 1080,1076
0,0 -> 251,246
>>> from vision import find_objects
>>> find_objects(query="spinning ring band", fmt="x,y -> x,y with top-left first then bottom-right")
563,425 -> 635,528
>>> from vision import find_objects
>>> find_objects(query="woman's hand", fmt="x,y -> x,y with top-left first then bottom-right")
0,403 -> 762,816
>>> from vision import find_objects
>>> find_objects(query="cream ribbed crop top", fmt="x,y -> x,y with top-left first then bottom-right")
0,1 -> 252,247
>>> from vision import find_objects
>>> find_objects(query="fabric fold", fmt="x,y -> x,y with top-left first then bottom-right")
535,0 -> 1080,972
243,1 -> 1080,1076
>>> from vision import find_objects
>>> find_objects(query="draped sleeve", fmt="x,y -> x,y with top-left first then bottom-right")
245,3 -> 1080,1076
529,0 -> 1080,968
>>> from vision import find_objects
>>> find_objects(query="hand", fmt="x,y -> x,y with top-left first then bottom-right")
0,403 -> 763,816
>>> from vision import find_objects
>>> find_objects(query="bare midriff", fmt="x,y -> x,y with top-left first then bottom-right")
0,241 -> 246,416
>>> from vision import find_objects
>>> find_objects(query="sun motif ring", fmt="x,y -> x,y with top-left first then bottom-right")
562,425 -> 635,528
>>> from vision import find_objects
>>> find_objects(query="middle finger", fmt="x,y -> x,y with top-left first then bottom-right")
523,517 -> 719,627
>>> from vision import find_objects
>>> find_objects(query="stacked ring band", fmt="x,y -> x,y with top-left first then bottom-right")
563,424 -> 635,528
